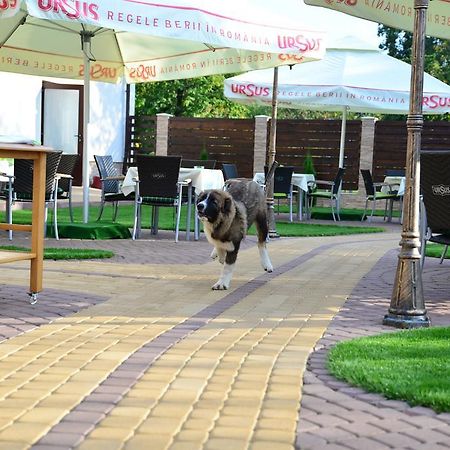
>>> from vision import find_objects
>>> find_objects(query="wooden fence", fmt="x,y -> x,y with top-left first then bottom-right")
125,115 -> 450,191
372,121 -> 450,181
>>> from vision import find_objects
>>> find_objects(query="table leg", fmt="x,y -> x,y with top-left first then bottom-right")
297,190 -> 304,221
30,153 -> 46,295
186,184 -> 192,241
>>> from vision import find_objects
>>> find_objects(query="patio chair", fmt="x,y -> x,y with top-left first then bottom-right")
132,155 -> 187,242
0,151 -> 62,239
360,169 -> 402,222
420,150 -> 450,267
264,165 -> 295,222
55,154 -> 79,222
181,159 -> 216,169
94,155 -> 131,222
306,167 -> 345,221
222,163 -> 238,181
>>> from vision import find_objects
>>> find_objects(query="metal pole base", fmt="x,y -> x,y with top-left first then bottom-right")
384,256 -> 430,329
383,313 -> 430,329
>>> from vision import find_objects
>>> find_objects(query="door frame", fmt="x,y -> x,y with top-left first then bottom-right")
41,81 -> 84,185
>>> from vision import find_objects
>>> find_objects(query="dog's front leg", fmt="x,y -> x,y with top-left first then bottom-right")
258,242 -> 273,273
212,243 -> 240,290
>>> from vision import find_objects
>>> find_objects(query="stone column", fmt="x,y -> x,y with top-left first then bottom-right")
155,113 -> 172,156
347,117 -> 377,208
253,115 -> 270,175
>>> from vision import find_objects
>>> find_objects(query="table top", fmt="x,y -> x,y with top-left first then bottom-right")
253,172 -> 315,192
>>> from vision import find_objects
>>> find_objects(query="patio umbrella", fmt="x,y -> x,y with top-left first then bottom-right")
303,0 -> 450,327
224,36 -> 450,168
0,0 -> 326,222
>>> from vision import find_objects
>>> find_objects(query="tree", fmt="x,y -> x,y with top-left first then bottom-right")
378,25 -> 449,121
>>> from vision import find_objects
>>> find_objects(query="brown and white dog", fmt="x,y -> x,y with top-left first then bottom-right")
196,178 -> 273,290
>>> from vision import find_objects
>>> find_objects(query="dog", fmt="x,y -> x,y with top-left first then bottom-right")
196,178 -> 273,290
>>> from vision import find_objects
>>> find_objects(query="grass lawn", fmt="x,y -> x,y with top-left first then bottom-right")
327,327 -> 450,413
0,245 -> 114,260
2,204 -> 385,238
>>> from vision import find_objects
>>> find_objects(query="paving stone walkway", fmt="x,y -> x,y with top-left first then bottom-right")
0,226 -> 447,450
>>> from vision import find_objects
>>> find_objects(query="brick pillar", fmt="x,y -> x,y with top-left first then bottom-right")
155,113 -> 172,156
348,117 -> 377,208
253,115 -> 269,175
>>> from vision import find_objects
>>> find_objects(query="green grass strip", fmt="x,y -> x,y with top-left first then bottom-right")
327,327 -> 450,413
0,245 -> 114,260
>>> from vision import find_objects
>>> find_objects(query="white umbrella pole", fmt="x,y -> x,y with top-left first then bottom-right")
267,67 -> 279,238
82,42 -> 90,224
339,106 -> 347,169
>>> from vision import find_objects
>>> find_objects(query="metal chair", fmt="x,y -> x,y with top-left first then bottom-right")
55,154 -> 79,222
132,155 -> 188,242
307,168 -> 345,221
265,165 -> 295,222
420,150 -> 450,267
360,169 -> 402,222
94,155 -> 131,221
222,163 -> 238,181
0,151 -> 62,239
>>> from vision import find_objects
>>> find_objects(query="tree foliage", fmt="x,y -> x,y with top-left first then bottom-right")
378,25 -> 449,121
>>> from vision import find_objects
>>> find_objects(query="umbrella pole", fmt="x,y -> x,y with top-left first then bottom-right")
339,106 -> 347,169
82,40 -> 91,224
267,67 -> 279,238
383,0 -> 430,328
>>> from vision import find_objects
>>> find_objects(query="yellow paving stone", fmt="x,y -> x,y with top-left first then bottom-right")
89,426 -> 134,440
124,433 -> 171,450
250,441 -> 294,450
182,417 -> 213,431
16,407 -> 65,425
171,438 -> 207,450
188,408 -> 220,420
210,426 -> 252,440
0,441 -> 29,450
150,404 -> 191,420
0,422 -> 49,444
117,397 -> 158,409
257,418 -> 297,433
137,416 -> 182,435
77,438 -> 123,450
204,437 -> 248,450
220,406 -> 259,418
252,429 -> 295,444
37,393 -> 82,409
163,389 -> 200,403
109,406 -> 150,418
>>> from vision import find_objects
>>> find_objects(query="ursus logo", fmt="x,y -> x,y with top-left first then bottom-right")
37,0 -> 99,21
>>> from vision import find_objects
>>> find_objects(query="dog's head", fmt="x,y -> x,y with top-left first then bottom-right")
196,190 -> 234,223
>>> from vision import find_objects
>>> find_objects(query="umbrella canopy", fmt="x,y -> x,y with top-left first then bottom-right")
304,0 -> 450,40
0,0 -> 326,82
224,36 -> 450,166
0,0 -> 326,221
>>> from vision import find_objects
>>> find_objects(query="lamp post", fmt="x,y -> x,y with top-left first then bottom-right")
383,0 -> 431,328
266,66 -> 279,238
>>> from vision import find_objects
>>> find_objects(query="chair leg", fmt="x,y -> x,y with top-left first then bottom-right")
361,198 -> 369,222
53,198 -> 59,240
97,197 -> 106,221
439,245 -> 448,264
330,197 -> 336,222
370,199 -> 376,222
132,199 -> 140,240
289,190 -> 293,222
6,182 -> 13,240
68,182 -> 74,222
175,197 -> 182,243
194,193 -> 199,241
112,201 -> 119,222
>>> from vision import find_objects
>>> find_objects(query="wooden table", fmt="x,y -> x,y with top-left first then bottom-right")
0,143 -> 53,303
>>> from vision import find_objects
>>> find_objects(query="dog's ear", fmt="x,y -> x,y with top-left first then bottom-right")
222,197 -> 232,214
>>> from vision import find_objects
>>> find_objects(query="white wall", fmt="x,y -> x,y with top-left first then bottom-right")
0,72 -> 128,163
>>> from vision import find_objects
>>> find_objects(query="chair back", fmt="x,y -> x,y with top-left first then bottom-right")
14,151 -> 62,197
182,159 -> 216,169
421,150 -> 450,234
136,155 -> 181,199
360,169 -> 375,196
57,154 -> 79,193
94,155 -> 121,194
265,165 -> 294,195
222,163 -> 238,180
332,168 -> 346,195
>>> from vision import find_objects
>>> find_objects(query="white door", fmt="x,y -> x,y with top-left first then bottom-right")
42,82 -> 83,184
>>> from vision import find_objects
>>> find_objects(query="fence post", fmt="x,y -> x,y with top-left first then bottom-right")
155,113 -> 172,156
351,117 -> 377,208
254,115 -> 270,175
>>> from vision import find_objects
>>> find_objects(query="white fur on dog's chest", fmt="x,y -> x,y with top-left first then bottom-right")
203,224 -> 235,251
